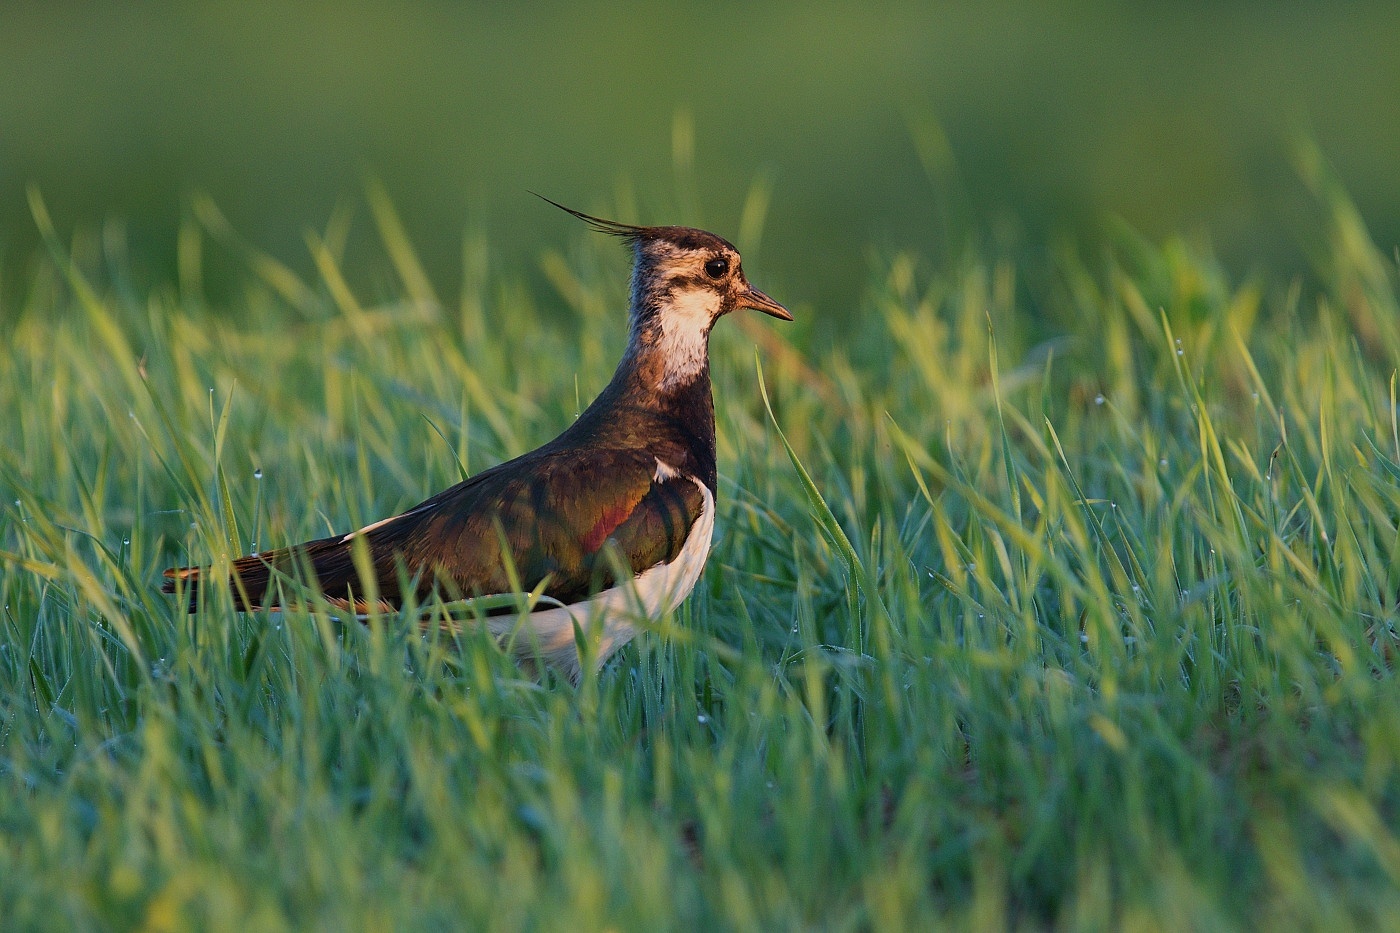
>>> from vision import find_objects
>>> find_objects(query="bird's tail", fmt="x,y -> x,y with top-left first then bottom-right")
162,533 -> 366,612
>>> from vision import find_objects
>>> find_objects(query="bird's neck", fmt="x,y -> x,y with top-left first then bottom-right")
634,287 -> 717,391
561,319 -> 718,490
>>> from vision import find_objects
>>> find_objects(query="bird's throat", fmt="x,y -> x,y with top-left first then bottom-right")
629,288 -> 718,393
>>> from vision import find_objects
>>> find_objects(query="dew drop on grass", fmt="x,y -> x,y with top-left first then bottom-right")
1159,458 -> 1169,468
1095,394 -> 1105,405
254,469 -> 263,479
696,713 -> 709,725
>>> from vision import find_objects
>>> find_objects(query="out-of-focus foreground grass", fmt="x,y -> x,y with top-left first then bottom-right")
3,161 -> 1400,928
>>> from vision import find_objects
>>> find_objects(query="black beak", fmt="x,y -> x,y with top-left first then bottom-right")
738,285 -> 793,321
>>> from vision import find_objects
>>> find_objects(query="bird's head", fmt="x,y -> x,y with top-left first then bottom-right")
539,196 -> 791,390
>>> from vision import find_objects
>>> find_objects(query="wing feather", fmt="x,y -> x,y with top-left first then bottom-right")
163,448 -> 707,612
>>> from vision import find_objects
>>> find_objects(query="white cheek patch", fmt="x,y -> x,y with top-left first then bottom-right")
657,287 -> 720,390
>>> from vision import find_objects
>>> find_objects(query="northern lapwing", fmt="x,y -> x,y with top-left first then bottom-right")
163,199 -> 792,678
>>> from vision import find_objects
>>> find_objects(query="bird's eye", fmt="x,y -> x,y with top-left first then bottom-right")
704,257 -> 729,279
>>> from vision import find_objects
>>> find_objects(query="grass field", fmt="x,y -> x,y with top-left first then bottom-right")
4,164 -> 1400,929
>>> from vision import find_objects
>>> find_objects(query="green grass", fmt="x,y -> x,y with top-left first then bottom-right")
4,170 -> 1400,930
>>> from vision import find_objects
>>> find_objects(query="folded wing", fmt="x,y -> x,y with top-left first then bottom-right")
163,449 -> 706,613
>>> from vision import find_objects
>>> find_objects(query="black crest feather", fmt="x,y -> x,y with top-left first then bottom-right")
531,193 -> 649,240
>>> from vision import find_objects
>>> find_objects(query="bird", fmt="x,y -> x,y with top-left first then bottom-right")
163,198 -> 792,679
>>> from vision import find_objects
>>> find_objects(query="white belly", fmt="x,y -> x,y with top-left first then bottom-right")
487,474 -> 714,680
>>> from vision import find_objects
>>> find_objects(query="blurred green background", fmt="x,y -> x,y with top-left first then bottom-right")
2,1 -> 1398,315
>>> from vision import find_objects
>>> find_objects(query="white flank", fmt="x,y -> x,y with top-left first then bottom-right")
656,288 -> 720,390
487,471 -> 715,681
